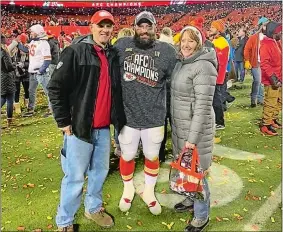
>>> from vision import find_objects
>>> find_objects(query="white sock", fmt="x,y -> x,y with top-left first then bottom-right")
142,174 -> 161,215
119,179 -> 135,212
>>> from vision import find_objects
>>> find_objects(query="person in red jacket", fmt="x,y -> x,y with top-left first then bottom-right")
259,21 -> 282,136
244,17 -> 269,108
209,20 -> 230,130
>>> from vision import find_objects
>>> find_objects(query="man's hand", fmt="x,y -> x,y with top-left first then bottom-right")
185,142 -> 195,150
60,125 -> 72,136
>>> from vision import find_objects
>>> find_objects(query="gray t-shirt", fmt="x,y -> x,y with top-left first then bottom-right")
115,37 -> 177,128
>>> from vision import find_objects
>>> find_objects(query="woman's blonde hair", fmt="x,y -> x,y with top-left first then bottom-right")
179,28 -> 202,52
117,28 -> 135,39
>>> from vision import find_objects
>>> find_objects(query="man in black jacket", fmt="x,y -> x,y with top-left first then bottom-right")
47,31 -> 60,76
47,10 -> 126,231
234,27 -> 248,83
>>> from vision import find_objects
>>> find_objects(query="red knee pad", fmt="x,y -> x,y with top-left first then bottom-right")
144,158 -> 159,177
120,156 -> 135,181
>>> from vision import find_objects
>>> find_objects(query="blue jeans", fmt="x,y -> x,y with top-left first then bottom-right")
258,84 -> 264,104
1,93 -> 14,118
194,178 -> 210,219
234,61 -> 245,82
251,67 -> 263,104
28,72 -> 51,110
56,128 -> 111,227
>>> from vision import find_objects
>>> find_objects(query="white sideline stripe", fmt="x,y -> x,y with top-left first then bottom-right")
243,184 -> 282,231
213,144 -> 265,161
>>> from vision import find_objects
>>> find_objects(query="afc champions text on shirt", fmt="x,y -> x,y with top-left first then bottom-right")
123,53 -> 160,87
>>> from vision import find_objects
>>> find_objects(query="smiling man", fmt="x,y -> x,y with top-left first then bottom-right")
114,11 -> 177,216
47,10 -> 126,231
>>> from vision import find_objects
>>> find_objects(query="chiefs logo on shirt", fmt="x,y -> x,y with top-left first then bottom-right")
123,72 -> 137,81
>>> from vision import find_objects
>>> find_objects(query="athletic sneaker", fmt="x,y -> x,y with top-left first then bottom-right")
260,125 -> 278,136
215,124 -> 225,130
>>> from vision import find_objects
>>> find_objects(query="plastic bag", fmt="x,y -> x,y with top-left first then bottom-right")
169,146 -> 205,200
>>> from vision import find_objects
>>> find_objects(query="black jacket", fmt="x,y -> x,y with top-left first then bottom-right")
48,37 -> 60,65
47,35 -> 126,143
1,48 -> 16,95
14,49 -> 29,82
234,36 -> 248,62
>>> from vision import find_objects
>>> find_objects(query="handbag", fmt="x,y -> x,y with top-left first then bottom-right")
169,146 -> 205,199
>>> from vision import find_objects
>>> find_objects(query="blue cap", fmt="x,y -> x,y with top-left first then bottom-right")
258,17 -> 269,26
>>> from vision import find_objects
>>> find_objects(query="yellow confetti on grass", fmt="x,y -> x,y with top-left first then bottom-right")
243,208 -> 248,212
271,217 -> 275,223
180,218 -> 186,222
167,222 -> 174,230
47,216 -> 53,220
126,225 -> 132,230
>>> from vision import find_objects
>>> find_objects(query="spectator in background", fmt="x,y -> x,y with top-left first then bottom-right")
47,31 -> 60,76
19,24 -> 52,118
229,36 -> 239,81
63,35 -> 73,49
158,27 -> 174,45
1,35 -> 16,128
259,21 -> 282,136
58,31 -> 65,51
244,17 -> 269,108
13,46 -> 29,114
158,26 -> 175,162
117,28 -> 135,39
234,27 -> 248,83
209,19 -> 230,130
223,29 -> 236,107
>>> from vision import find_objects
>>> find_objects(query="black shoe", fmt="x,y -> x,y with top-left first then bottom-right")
174,202 -> 194,213
226,95 -> 235,103
273,119 -> 282,128
185,218 -> 209,232
251,103 -> 257,108
267,125 -> 278,134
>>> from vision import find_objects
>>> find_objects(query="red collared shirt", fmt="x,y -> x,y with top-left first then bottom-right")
93,45 -> 111,128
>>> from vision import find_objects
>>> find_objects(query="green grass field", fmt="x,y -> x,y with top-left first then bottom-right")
1,77 -> 282,231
